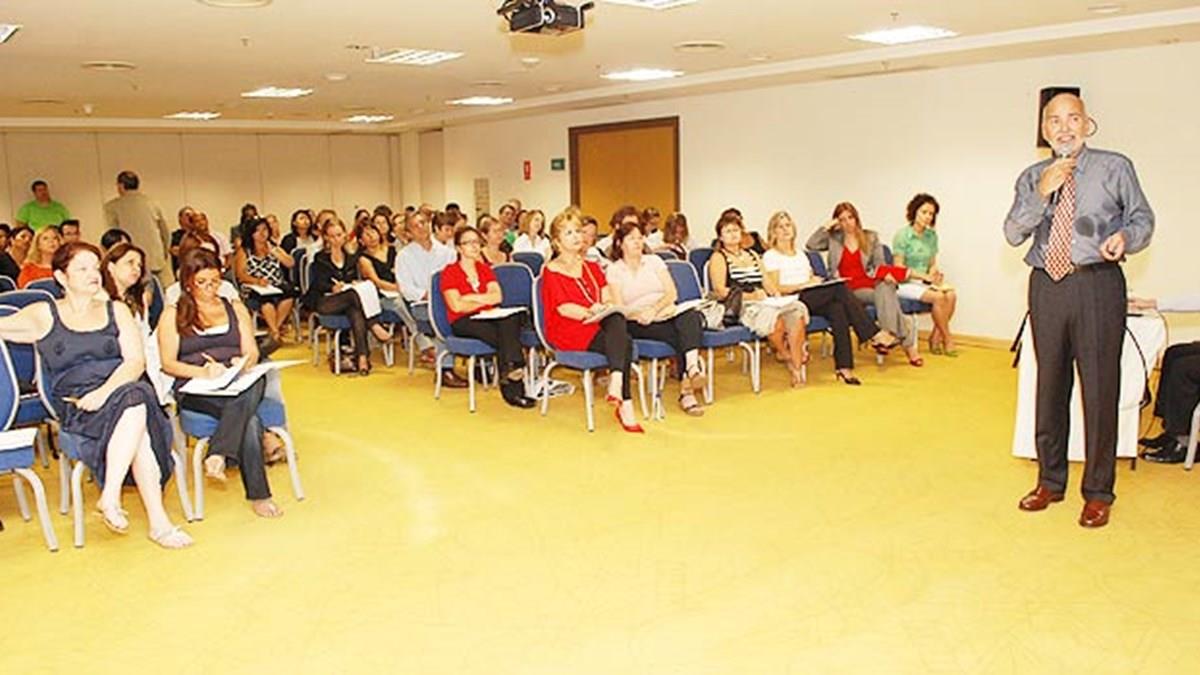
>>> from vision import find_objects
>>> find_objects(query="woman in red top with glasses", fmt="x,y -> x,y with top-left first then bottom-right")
541,207 -> 643,433
439,226 -> 535,409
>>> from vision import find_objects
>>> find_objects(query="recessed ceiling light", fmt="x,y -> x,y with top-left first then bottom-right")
1088,3 -> 1123,14
325,72 -> 349,82
747,54 -> 771,62
241,86 -> 313,99
195,0 -> 273,7
0,24 -> 21,44
473,80 -> 506,88
81,60 -> 137,72
164,111 -> 222,121
519,56 -> 541,67
674,40 -> 725,54
602,68 -> 684,82
447,96 -> 513,107
366,48 -> 463,66
543,84 -> 565,93
849,25 -> 957,45
602,0 -> 697,9
22,98 -> 66,105
343,114 -> 395,124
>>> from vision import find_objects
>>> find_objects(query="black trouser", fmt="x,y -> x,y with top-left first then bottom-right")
1154,342 -> 1200,436
180,378 -> 271,501
587,314 -> 634,400
451,314 -> 526,376
1028,264 -> 1126,503
799,283 -> 879,370
316,290 -> 379,359
627,311 -> 704,379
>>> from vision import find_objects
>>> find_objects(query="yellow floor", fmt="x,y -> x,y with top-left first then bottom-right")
1,340 -> 1198,674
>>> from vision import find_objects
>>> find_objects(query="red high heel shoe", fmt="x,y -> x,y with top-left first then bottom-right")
614,406 -> 644,433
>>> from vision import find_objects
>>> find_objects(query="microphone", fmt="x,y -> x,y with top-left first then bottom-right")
1049,143 -> 1074,204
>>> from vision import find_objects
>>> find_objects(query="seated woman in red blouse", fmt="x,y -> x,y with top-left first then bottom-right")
806,201 -> 919,366
541,207 -> 643,433
439,227 -> 535,409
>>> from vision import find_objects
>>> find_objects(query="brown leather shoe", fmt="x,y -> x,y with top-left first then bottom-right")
440,371 -> 469,389
1079,500 -> 1111,528
1018,485 -> 1064,511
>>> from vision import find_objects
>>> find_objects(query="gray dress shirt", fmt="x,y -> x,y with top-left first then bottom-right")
1004,146 -> 1154,268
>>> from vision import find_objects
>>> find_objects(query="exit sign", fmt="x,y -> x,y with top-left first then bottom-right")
550,158 -> 566,171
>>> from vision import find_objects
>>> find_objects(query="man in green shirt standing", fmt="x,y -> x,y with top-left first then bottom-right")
15,180 -> 71,232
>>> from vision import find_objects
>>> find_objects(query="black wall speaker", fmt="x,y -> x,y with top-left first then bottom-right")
1038,86 -> 1081,148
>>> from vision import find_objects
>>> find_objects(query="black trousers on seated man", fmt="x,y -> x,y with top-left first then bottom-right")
1154,342 -> 1200,436
1028,263 -> 1126,503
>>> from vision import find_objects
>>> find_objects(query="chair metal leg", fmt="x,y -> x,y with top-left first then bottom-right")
434,351 -> 445,400
172,450 -> 194,523
270,427 -> 305,501
582,369 -> 595,432
14,468 -> 58,552
647,358 -> 659,421
752,341 -> 762,393
705,348 -> 716,404
1186,404 -> 1200,470
58,452 -> 70,515
13,474 -> 30,520
407,333 -> 418,374
631,363 -> 649,420
332,331 -> 343,374
36,425 -> 48,468
192,438 -> 209,521
71,461 -> 85,548
467,355 -> 477,412
540,362 -> 557,416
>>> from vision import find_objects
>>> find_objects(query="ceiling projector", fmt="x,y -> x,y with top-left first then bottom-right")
497,0 -> 594,34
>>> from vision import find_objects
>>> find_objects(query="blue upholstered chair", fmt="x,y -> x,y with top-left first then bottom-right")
667,261 -> 760,403
0,339 -> 58,552
531,276 -> 647,431
27,278 -> 63,298
511,251 -> 544,277
179,394 -> 304,520
33,346 -> 193,547
491,262 -> 541,386
428,270 -> 498,412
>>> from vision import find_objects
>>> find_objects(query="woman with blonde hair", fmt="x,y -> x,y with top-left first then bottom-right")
710,214 -> 810,387
763,211 -> 896,384
17,225 -> 62,287
541,207 -> 643,432
513,209 -> 552,260
806,202 -> 920,366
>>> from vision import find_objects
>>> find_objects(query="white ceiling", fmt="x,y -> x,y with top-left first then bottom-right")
1,0 -> 1199,131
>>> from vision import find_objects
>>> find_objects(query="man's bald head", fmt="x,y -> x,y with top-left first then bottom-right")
1042,93 -> 1089,156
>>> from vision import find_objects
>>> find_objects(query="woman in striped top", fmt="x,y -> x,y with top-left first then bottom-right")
709,214 -> 810,387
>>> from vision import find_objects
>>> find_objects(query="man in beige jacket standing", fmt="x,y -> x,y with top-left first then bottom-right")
103,170 -> 173,283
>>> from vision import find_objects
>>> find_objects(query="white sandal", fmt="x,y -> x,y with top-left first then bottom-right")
149,525 -> 194,549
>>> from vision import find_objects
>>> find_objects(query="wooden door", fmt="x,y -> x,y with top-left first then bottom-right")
569,117 -> 679,232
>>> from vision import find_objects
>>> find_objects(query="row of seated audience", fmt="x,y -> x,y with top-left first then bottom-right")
0,192 -> 960,550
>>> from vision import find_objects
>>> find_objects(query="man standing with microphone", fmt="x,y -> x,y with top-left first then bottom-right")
1004,92 -> 1155,528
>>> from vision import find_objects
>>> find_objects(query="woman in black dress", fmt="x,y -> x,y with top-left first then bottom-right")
304,219 -> 391,374
0,242 -> 192,548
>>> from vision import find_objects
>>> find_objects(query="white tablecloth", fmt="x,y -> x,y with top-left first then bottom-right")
1012,314 -> 1167,461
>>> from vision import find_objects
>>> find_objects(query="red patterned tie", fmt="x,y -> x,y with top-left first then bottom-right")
1044,170 -> 1076,281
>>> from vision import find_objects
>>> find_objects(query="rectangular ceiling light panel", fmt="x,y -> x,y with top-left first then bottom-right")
366,49 -> 463,66
849,25 -> 957,45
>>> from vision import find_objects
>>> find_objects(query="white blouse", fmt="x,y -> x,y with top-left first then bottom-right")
762,249 -> 814,287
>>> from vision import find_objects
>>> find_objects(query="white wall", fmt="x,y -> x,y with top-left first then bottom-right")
1,131 -> 400,239
442,41 -> 1200,341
